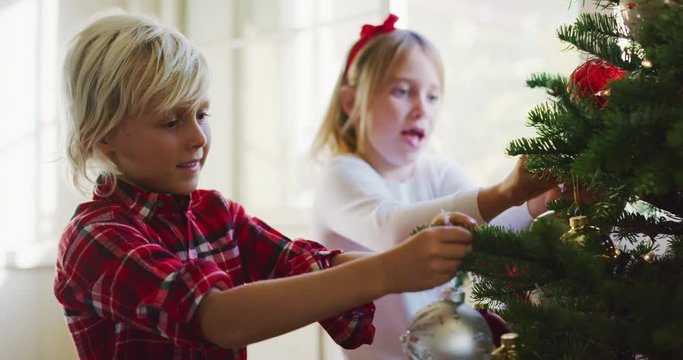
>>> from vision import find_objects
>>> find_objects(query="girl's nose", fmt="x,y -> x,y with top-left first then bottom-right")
411,96 -> 427,120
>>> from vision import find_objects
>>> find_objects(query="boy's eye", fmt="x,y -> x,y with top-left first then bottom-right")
197,112 -> 211,122
163,119 -> 179,128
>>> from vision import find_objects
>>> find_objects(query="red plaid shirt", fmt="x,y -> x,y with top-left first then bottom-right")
54,180 -> 375,359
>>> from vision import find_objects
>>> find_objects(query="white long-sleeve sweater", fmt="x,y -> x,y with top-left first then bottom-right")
312,154 -> 532,360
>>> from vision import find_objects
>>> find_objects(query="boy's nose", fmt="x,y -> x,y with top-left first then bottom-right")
187,120 -> 208,148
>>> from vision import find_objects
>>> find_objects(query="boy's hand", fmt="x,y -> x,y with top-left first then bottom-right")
379,211 -> 475,294
429,210 -> 479,229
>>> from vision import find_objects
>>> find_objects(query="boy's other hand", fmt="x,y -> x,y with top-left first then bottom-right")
379,212 -> 474,294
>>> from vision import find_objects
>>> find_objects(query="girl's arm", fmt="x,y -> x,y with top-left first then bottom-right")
315,157 -> 482,252
198,221 -> 473,349
316,156 -> 556,253
477,157 -> 558,221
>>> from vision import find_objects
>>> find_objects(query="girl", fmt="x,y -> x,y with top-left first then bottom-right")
53,13 -> 476,359
311,14 -> 558,360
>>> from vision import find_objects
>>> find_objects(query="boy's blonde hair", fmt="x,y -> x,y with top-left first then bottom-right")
64,13 -> 208,194
312,29 -> 443,160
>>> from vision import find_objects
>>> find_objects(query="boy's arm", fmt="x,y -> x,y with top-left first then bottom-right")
330,251 -> 370,267
198,224 -> 472,349
319,250 -> 376,349
198,252 -> 385,349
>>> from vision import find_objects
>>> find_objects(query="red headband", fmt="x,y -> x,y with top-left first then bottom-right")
343,13 -> 399,82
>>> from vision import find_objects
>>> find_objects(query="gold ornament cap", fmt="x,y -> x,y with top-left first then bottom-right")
500,332 -> 518,347
569,215 -> 589,229
492,332 -> 519,359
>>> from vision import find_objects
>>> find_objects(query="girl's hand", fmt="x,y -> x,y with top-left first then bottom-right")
527,184 -> 603,218
500,156 -> 557,207
378,211 -> 474,294
478,157 -> 557,222
527,185 -> 562,217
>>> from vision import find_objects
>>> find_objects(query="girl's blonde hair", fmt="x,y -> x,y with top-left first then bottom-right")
64,13 -> 208,194
312,29 -> 443,160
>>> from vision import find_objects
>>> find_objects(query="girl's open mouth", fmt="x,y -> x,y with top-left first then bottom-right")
401,127 -> 425,147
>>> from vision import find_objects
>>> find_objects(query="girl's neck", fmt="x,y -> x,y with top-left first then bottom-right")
356,152 -> 416,182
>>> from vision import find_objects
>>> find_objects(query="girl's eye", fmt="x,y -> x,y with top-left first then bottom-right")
427,94 -> 440,103
392,87 -> 410,97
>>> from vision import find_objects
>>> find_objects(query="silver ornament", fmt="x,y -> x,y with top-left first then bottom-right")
620,0 -> 672,35
401,286 -> 494,360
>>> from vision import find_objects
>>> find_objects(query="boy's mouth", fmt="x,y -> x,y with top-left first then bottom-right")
177,160 -> 201,169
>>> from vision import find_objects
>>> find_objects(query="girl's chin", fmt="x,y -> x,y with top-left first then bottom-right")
404,146 -> 425,156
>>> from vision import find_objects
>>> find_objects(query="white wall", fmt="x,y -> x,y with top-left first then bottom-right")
1,1 -> 124,359
0,267 -> 76,359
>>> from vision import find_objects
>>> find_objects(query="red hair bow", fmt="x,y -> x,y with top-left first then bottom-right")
343,13 -> 399,82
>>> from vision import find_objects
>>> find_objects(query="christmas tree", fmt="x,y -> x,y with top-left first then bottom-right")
463,1 -> 683,358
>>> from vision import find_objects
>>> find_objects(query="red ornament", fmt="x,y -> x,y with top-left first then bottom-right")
506,264 -> 519,278
476,308 -> 512,347
568,59 -> 627,107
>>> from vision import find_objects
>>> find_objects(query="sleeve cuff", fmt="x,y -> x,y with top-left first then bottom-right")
489,203 -> 534,231
319,302 -> 376,349
280,240 -> 376,349
450,188 -> 486,224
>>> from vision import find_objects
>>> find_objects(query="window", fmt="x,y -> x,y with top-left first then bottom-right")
187,0 -> 580,237
187,0 -> 390,237
0,0 -> 581,267
416,1 -> 580,185
0,0 -> 62,267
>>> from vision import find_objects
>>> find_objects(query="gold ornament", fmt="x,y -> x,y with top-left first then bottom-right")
491,333 -> 519,360
641,59 -> 653,68
596,88 -> 612,98
559,216 -> 618,259
530,210 -> 569,233
528,284 -> 546,307
643,251 -> 655,263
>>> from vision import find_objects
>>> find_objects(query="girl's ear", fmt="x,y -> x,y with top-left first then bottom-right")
340,85 -> 356,117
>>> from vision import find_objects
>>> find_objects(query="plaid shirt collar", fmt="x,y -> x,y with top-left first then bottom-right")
94,178 -> 194,221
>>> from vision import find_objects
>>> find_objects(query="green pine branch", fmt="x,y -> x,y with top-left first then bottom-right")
466,221 -> 683,358
460,1 -> 683,357
615,211 -> 683,238
573,12 -> 629,39
556,10 -> 647,71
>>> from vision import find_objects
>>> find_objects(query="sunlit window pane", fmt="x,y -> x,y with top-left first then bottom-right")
0,0 -> 39,252
0,0 -> 59,257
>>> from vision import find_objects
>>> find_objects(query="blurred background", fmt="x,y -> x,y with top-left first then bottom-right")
0,0 -> 583,358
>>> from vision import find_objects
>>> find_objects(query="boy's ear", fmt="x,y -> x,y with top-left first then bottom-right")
96,135 -> 114,155
340,85 -> 356,117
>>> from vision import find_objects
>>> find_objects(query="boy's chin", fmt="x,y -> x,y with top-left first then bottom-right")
161,182 -> 199,195
174,185 -> 199,195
